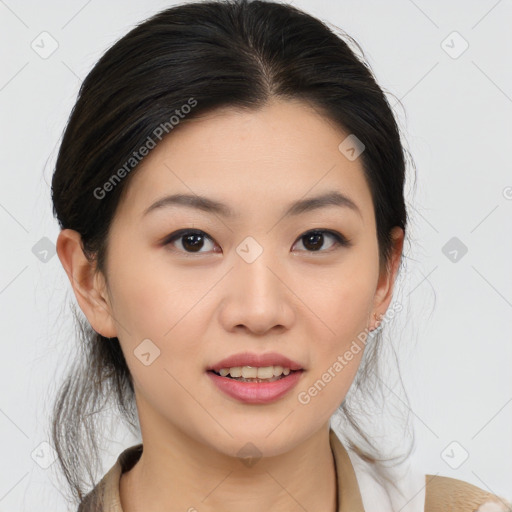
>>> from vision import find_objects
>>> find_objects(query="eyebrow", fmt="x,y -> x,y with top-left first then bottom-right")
142,190 -> 362,219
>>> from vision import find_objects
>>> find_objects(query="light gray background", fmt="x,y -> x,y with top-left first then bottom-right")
0,0 -> 511,510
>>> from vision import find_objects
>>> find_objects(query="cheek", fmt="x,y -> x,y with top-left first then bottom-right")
303,244 -> 378,401
315,249 -> 378,340
297,274 -> 372,418
331,275 -> 375,338
106,256 -> 210,420
106,246 -> 207,366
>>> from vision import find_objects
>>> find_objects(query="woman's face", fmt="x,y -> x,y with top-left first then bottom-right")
75,98 -> 403,458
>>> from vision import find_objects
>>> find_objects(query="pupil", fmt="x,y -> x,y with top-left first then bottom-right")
303,231 -> 323,251
183,233 -> 203,252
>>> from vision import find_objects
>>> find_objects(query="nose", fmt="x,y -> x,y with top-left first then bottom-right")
218,246 -> 296,336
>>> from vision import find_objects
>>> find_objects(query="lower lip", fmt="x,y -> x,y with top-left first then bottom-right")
207,370 -> 303,404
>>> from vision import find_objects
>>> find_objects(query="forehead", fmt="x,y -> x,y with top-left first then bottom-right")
115,98 -> 374,224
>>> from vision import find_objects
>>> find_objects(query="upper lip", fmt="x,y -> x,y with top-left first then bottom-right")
207,352 -> 304,372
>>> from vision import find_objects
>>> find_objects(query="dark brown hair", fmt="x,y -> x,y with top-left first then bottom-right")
50,0 -> 416,506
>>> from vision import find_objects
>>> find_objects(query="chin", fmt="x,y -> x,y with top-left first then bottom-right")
198,422 -> 310,461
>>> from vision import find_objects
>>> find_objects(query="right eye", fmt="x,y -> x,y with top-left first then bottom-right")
163,229 -> 220,254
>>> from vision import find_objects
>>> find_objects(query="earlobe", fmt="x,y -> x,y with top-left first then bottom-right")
56,229 -> 118,338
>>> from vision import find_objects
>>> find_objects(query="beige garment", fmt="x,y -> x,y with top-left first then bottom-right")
77,429 -> 510,511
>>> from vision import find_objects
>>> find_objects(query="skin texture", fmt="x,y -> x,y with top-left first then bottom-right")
57,98 -> 404,512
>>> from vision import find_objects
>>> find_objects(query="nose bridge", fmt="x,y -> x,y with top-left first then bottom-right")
234,234 -> 281,301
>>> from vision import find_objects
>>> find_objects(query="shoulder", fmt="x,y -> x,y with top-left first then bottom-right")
425,473 -> 512,512
77,443 -> 143,511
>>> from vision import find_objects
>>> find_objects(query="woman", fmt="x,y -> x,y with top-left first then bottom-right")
50,1 -> 511,510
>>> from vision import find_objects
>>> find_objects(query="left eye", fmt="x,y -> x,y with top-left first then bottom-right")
163,229 -> 350,254
294,230 -> 350,252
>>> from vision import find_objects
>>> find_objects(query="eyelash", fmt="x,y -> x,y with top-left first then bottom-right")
162,228 -> 352,255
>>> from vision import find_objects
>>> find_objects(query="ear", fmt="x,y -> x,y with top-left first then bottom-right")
56,229 -> 118,338
371,226 -> 404,330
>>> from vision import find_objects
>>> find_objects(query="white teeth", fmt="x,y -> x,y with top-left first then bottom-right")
229,367 -> 242,378
273,365 -> 283,376
216,365 -> 294,379
256,366 -> 274,379
241,366 -> 258,378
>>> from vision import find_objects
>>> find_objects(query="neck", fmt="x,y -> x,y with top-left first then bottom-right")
119,420 -> 338,512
